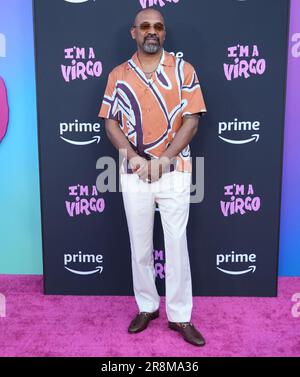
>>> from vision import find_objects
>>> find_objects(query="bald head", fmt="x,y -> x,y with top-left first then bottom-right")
133,8 -> 165,26
131,8 -> 166,55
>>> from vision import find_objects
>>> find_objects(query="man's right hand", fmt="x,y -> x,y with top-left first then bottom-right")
129,155 -> 148,175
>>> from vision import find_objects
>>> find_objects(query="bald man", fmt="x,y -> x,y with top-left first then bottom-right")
99,9 -> 207,347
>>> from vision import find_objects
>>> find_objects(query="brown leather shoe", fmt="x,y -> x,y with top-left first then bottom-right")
168,321 -> 206,346
128,310 -> 159,334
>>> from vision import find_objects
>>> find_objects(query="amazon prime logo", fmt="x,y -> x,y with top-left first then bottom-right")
216,251 -> 256,275
64,0 -> 90,3
218,118 -> 260,145
64,251 -> 103,276
59,120 -> 101,146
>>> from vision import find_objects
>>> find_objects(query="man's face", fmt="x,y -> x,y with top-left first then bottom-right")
131,11 -> 166,54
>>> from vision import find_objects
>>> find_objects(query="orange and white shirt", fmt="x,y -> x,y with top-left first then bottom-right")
99,49 -> 207,173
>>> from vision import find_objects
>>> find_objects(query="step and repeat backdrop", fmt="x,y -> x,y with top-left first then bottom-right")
33,0 -> 290,296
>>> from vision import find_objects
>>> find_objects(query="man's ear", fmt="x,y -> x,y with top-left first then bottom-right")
130,27 -> 136,40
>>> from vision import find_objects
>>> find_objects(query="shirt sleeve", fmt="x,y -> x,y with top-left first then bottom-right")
98,69 -> 119,121
181,61 -> 207,118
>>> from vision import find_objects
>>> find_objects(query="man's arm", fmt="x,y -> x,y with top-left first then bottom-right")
136,115 -> 200,182
160,115 -> 199,161
104,118 -> 147,171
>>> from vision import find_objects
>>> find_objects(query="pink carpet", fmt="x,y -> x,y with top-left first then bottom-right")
0,275 -> 299,357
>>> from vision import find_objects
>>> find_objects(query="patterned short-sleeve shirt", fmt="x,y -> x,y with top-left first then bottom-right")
99,49 -> 207,173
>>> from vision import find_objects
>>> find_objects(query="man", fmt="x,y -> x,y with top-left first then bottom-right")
99,8 -> 207,346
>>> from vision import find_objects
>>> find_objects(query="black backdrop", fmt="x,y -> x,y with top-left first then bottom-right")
33,0 -> 290,296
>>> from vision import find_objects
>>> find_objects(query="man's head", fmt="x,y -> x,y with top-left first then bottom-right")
131,9 -> 166,54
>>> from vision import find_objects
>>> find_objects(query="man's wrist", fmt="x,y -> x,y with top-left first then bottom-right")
127,150 -> 139,161
159,155 -> 171,166
159,154 -> 177,171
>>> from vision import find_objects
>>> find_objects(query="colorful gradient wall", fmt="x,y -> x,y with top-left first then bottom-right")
0,0 -> 299,277
279,0 -> 300,276
0,0 -> 42,273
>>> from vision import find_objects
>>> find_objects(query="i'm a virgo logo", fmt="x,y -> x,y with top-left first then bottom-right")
140,0 -> 180,8
0,77 -> 9,143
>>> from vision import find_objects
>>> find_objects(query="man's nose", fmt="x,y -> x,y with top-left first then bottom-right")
147,31 -> 158,38
147,25 -> 158,33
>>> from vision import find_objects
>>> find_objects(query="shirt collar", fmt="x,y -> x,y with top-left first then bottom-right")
127,49 -> 176,71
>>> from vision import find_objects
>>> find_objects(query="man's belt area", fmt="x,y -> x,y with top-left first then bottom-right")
123,146 -> 176,174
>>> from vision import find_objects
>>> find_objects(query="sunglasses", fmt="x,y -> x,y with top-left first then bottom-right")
133,22 -> 165,32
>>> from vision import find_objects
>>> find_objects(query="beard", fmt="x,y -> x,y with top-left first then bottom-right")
142,37 -> 161,54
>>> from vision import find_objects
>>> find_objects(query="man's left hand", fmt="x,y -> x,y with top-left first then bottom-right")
136,157 -> 172,183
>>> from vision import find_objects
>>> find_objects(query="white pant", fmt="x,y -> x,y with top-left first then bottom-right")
120,171 -> 193,322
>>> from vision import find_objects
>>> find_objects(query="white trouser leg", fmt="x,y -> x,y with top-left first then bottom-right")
155,171 -> 193,322
120,173 -> 160,313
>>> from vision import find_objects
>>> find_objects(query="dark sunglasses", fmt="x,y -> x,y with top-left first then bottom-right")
133,22 -> 165,32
